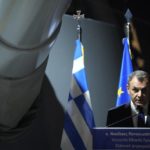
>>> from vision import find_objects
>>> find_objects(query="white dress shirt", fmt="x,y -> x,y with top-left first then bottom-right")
131,101 -> 148,127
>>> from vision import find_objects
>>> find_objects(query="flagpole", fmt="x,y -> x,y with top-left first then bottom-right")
116,9 -> 134,106
124,9 -> 133,58
61,11 -> 95,149
124,9 -> 133,42
73,10 -> 84,41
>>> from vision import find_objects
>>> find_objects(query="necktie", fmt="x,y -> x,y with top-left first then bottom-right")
137,107 -> 145,127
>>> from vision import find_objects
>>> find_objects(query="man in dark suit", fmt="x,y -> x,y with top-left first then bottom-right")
106,70 -> 150,127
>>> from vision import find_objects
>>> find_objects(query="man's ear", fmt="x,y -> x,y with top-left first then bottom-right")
127,84 -> 129,94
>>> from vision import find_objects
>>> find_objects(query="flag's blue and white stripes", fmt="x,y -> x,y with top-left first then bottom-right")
116,37 -> 133,107
61,39 -> 95,150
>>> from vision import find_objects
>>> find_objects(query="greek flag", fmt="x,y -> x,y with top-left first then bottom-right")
61,39 -> 95,149
116,37 -> 133,107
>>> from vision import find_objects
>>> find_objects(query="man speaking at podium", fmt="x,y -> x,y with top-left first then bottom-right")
106,70 -> 150,127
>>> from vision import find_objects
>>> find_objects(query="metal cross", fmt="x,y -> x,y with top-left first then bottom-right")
73,10 -> 84,21
73,10 -> 84,40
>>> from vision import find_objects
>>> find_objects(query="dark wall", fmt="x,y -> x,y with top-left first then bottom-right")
46,14 -> 123,126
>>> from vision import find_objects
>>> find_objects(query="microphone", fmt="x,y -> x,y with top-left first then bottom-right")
107,113 -> 138,127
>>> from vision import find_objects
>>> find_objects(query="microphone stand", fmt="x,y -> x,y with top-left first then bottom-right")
107,113 -> 138,127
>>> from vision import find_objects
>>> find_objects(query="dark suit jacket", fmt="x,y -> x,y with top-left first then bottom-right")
106,103 -> 150,127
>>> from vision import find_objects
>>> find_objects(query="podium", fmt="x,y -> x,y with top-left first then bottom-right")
93,127 -> 150,150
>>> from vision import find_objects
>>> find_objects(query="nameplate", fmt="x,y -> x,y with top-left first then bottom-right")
93,127 -> 150,149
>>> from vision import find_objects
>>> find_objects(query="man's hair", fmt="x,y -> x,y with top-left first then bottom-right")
128,70 -> 149,84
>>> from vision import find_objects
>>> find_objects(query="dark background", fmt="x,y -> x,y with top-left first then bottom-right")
66,0 -> 150,73
66,0 -> 150,24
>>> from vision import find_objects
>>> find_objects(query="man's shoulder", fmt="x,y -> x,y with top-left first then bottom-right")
106,103 -> 133,127
108,103 -> 130,113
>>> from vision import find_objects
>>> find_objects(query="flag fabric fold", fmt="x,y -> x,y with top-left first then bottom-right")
61,39 -> 95,150
116,37 -> 133,107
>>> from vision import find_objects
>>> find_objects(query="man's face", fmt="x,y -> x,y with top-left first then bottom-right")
127,76 -> 149,108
